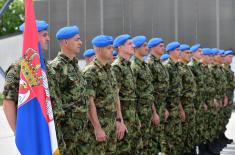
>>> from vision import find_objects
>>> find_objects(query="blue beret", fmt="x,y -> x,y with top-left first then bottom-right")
218,49 -> 225,55
147,38 -> 164,48
113,50 -> 118,57
113,34 -> 131,48
20,20 -> 48,32
179,44 -> 190,52
190,44 -> 201,52
56,26 -> 80,40
83,49 -> 95,58
202,48 -> 213,55
224,50 -> 233,55
132,36 -> 147,48
92,35 -> 113,47
211,48 -> 219,55
166,41 -> 180,52
160,54 -> 169,61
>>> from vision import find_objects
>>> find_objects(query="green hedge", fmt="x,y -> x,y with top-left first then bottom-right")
0,0 -> 24,37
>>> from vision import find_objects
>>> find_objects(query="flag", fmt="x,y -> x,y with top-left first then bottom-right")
15,0 -> 59,154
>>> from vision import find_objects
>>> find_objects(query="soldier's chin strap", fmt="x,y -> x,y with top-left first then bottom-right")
0,66 -> 5,79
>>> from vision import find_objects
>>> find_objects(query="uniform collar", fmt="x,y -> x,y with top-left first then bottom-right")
118,56 -> 131,65
150,54 -> 160,62
58,52 -> 78,64
93,57 -> 111,70
134,56 -> 146,66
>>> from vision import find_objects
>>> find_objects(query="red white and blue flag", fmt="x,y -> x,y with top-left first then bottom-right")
15,0 -> 59,154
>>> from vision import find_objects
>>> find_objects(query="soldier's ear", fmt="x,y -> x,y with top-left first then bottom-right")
64,40 -> 68,46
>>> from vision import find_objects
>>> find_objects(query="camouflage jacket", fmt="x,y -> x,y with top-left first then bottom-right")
83,58 -> 118,114
164,58 -> 183,105
49,52 -> 87,106
208,64 -> 227,100
203,64 -> 216,101
131,57 -> 154,104
178,62 -> 197,104
147,55 -> 169,104
2,60 -> 21,104
188,59 -> 206,102
111,56 -> 136,102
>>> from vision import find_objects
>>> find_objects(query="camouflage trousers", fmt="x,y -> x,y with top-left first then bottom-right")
116,100 -> 141,155
88,111 -> 116,155
164,104 -> 183,155
194,101 -> 205,145
181,102 -> 196,153
155,102 -> 168,154
205,100 -> 219,142
58,106 -> 90,155
137,103 -> 154,155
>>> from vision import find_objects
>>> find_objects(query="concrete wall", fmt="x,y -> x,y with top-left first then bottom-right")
34,0 -> 235,60
0,34 -> 22,92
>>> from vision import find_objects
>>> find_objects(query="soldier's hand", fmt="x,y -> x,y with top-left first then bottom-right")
164,109 -> 169,122
94,128 -> 107,142
203,103 -> 208,111
179,110 -> 186,122
116,122 -> 128,140
152,113 -> 160,126
224,96 -> 229,107
214,100 -> 219,108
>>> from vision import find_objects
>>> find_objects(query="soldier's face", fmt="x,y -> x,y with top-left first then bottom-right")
38,30 -> 50,52
154,43 -> 165,55
195,50 -> 202,59
102,45 -> 113,61
226,55 -> 233,64
139,42 -> 148,56
122,39 -> 134,55
208,55 -> 214,63
202,55 -> 209,64
220,56 -> 225,64
182,50 -> 191,61
172,48 -> 180,59
214,55 -> 221,63
66,34 -> 82,54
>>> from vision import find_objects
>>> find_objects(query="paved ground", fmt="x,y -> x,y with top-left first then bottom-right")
0,106 -> 235,154
0,106 -> 16,154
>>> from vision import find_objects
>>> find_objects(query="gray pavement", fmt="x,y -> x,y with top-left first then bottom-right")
0,106 -> 17,154
0,106 -> 235,154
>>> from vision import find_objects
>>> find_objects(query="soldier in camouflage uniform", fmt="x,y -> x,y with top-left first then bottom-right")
200,48 -> 218,154
130,36 -> 156,155
147,37 -> 170,154
209,49 -> 227,145
206,49 -> 230,154
83,35 -> 127,155
3,20 -> 49,133
111,34 -> 141,155
49,26 -> 89,155
2,21 -> 67,154
188,45 -> 208,153
164,41 -> 186,155
178,44 -> 197,155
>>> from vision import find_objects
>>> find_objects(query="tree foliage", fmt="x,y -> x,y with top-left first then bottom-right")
0,0 -> 24,37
